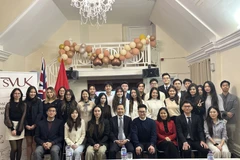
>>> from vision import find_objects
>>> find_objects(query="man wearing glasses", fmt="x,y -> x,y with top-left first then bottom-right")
131,104 -> 157,158
176,100 -> 209,158
34,106 -> 63,160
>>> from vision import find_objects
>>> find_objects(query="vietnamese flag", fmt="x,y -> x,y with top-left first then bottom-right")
55,59 -> 70,93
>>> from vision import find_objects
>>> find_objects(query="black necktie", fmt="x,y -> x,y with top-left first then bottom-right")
187,117 -> 193,140
166,86 -> 168,91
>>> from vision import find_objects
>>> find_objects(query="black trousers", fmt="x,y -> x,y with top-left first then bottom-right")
134,143 -> 156,159
108,141 -> 134,159
157,141 -> 180,158
180,139 -> 209,158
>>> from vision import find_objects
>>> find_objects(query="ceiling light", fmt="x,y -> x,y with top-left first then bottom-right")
70,0 -> 115,26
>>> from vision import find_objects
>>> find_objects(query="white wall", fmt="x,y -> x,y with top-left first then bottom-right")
155,25 -> 190,81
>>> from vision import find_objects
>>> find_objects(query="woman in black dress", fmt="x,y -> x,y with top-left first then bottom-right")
95,93 -> 112,120
24,86 -> 43,160
4,88 -> 27,160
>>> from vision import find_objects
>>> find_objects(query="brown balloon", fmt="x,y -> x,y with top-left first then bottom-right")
65,58 -> 72,65
102,56 -> 110,64
95,48 -> 101,55
58,49 -> 65,55
119,55 -> 126,61
93,58 -> 103,66
70,46 -> 75,52
150,36 -> 156,41
111,58 -> 121,66
125,52 -> 133,59
86,45 -> 92,53
67,51 -> 74,58
72,42 -> 77,47
132,48 -> 140,55
103,50 -> 110,57
136,42 -> 143,49
134,38 -> 141,43
64,40 -> 71,46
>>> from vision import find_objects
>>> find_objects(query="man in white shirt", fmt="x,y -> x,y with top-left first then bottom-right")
104,81 -> 114,107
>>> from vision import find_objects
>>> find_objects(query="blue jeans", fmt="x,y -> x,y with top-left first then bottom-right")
67,145 -> 85,160
34,145 -> 60,160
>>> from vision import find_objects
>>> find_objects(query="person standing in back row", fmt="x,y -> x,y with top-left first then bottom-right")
219,80 -> 239,154
158,73 -> 171,98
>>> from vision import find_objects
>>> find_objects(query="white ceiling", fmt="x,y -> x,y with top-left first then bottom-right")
52,0 -> 156,26
1,0 -> 240,56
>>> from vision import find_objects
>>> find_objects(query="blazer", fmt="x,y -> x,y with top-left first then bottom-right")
35,118 -> 64,148
158,85 -> 171,98
110,115 -> 132,142
155,120 -> 177,146
86,119 -> 110,147
25,98 -> 43,126
176,113 -> 205,144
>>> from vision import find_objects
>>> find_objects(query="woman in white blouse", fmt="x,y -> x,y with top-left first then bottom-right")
204,106 -> 230,158
65,107 -> 85,160
129,88 -> 144,120
146,87 -> 165,120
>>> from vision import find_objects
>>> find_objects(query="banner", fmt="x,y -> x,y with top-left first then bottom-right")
0,72 -> 38,160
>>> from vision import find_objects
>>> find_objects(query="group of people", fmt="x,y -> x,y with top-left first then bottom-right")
4,72 -> 238,160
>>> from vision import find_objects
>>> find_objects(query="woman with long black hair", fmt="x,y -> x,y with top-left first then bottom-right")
146,87 -> 165,120
85,106 -> 110,160
112,86 -> 129,116
60,89 -> 78,123
155,107 -> 180,158
129,87 -> 144,120
184,83 -> 205,120
204,106 -> 230,158
64,106 -> 85,160
203,81 -> 224,116
78,89 -> 95,130
24,86 -> 43,160
95,93 -> 112,120
4,88 -> 27,160
164,86 -> 181,122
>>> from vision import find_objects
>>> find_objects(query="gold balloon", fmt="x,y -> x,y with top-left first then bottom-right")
139,34 -> 146,40
59,44 -> 64,49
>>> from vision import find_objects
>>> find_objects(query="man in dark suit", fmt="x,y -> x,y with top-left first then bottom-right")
109,104 -> 134,159
176,100 -> 209,158
34,105 -> 63,160
158,73 -> 171,98
173,79 -> 186,109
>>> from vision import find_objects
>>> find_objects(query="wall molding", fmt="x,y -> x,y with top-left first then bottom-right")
0,49 -> 12,61
186,30 -> 240,64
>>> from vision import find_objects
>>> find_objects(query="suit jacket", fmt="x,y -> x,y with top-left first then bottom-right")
176,113 -> 205,144
110,115 -> 132,142
158,85 -> 171,98
35,118 -> 64,148
155,120 -> 177,146
25,98 -> 43,126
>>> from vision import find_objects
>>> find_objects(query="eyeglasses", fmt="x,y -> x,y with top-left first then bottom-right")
138,111 -> 146,113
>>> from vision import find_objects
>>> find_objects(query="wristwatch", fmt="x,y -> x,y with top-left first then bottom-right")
214,143 -> 219,146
